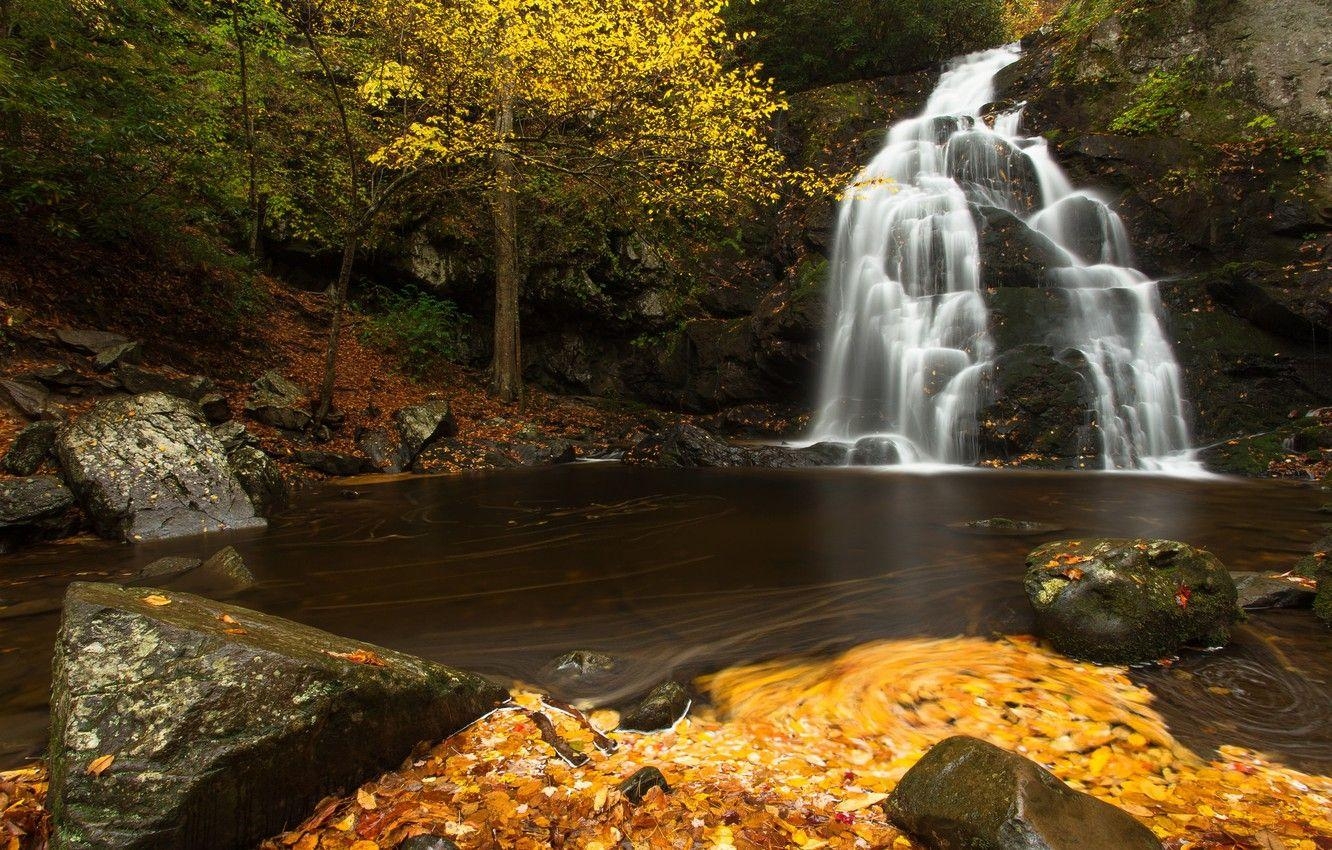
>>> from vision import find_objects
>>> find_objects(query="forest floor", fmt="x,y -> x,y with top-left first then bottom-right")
0,231 -> 659,484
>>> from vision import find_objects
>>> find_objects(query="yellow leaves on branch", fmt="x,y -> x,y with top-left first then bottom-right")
335,0 -> 814,216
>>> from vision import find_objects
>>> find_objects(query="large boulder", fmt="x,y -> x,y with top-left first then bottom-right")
48,582 -> 508,850
55,328 -> 131,356
885,736 -> 1162,850
0,475 -> 77,552
1025,539 -> 1240,664
624,423 -> 846,468
393,400 -> 457,470
55,393 -> 265,542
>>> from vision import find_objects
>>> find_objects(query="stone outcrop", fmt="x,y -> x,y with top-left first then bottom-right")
48,582 -> 507,850
624,423 -> 846,468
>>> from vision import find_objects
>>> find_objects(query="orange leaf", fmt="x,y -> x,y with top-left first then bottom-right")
86,754 -> 114,777
325,649 -> 387,667
142,595 -> 171,607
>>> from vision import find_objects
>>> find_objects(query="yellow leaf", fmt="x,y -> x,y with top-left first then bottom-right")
356,787 -> 377,810
835,792 -> 888,812
86,754 -> 115,776
142,595 -> 171,606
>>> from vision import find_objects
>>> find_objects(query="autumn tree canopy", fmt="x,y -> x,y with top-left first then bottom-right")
346,0 -> 796,400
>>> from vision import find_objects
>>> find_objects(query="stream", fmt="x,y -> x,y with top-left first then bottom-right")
1,464 -> 1329,773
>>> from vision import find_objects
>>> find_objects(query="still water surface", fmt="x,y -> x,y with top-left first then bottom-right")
1,465 -> 1328,771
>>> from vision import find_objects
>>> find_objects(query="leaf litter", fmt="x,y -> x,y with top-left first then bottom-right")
3,636 -> 1329,849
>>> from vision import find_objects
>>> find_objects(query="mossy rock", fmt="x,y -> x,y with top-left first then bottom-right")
1024,538 -> 1240,664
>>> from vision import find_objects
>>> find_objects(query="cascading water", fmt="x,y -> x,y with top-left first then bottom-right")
811,45 -> 1196,472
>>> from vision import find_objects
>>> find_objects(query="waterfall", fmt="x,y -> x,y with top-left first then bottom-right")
811,46 -> 1195,472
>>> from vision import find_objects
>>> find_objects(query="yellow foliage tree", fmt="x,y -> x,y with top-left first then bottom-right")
357,0 -> 796,402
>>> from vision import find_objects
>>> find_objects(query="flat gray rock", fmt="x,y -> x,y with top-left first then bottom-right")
49,582 -> 508,850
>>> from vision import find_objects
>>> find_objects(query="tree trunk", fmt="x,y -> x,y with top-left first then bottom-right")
315,235 -> 357,426
490,89 -> 522,403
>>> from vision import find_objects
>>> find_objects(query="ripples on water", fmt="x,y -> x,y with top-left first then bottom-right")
0,465 -> 1328,771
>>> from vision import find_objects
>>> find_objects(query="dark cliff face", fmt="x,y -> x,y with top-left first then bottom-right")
992,0 -> 1332,453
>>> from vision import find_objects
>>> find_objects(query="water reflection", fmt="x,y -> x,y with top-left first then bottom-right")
0,465 -> 1328,771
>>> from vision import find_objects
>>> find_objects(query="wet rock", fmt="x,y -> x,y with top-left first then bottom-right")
980,345 -> 1096,464
133,556 -> 203,584
55,328 -> 130,355
198,393 -> 232,425
884,736 -> 1162,850
1231,571 -> 1316,610
48,582 -> 507,850
395,837 -> 459,850
618,766 -> 672,805
0,598 -> 62,620
115,364 -> 216,403
357,428 -> 400,473
245,371 -> 311,432
1025,539 -> 1240,664
293,450 -> 374,477
153,546 -> 256,599
393,400 -> 457,469
543,650 -> 619,698
227,446 -> 289,518
0,476 -> 77,552
1,378 -> 52,419
55,392 -> 265,542
974,204 -> 1071,288
625,424 -> 845,469
952,517 -> 1066,536
91,341 -> 142,371
848,436 -> 902,466
619,681 -> 690,732
2,420 -> 58,475
945,131 -> 1042,215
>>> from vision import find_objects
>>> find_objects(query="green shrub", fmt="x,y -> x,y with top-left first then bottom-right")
358,287 -> 471,378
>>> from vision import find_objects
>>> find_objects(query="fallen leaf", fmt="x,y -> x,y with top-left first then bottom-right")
356,787 -> 377,810
218,613 -> 238,624
224,628 -> 249,636
835,792 -> 888,812
85,755 -> 114,777
325,649 -> 387,667
142,595 -> 171,607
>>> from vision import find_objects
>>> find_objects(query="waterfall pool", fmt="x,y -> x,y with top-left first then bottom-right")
1,463 -> 1328,775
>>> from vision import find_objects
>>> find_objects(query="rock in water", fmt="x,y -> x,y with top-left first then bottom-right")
0,475 -> 77,552
1025,539 -> 1239,664
885,736 -> 1162,850
1231,571 -> 1316,610
226,445 -> 289,518
393,400 -> 457,469
625,423 -> 846,468
55,393 -> 265,542
48,582 -> 507,850
619,681 -> 690,732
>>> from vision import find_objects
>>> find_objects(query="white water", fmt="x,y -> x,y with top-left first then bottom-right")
811,46 -> 1196,472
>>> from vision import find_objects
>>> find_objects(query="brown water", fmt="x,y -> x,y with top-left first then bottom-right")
1,465 -> 1329,772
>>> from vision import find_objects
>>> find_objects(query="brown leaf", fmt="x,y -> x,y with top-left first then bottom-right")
85,755 -> 114,777
224,628 -> 249,636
